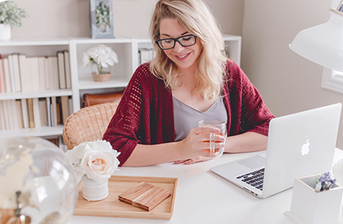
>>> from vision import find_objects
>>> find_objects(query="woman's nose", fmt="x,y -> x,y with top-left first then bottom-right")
173,41 -> 184,52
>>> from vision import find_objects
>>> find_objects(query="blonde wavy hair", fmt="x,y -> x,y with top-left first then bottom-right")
149,0 -> 228,101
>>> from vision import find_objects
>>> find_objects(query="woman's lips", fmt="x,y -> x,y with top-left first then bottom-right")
175,52 -> 191,61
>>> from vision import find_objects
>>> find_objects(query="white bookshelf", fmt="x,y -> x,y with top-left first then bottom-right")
0,35 -> 241,138
0,125 -> 64,138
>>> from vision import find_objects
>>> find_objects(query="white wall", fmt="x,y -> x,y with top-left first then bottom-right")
11,0 -> 243,39
242,0 -> 343,149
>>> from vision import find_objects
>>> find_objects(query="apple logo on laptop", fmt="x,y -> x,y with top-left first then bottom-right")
301,139 -> 310,155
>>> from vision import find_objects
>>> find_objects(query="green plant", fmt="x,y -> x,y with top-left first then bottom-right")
0,0 -> 28,28
95,1 -> 110,28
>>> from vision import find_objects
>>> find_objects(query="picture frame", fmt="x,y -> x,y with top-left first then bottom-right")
89,0 -> 114,39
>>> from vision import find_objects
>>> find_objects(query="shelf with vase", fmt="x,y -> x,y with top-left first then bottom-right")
69,38 -> 134,111
78,77 -> 129,90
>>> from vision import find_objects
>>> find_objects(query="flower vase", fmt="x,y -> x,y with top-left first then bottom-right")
91,64 -> 111,82
0,24 -> 11,41
81,175 -> 109,201
285,175 -> 343,224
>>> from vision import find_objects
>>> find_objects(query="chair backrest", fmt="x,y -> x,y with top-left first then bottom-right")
63,102 -> 118,150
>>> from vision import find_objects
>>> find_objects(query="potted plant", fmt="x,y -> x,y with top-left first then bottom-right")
83,44 -> 118,82
0,0 -> 28,41
65,140 -> 120,201
285,172 -> 343,224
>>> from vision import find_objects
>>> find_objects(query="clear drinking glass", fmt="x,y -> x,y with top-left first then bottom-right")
198,119 -> 227,158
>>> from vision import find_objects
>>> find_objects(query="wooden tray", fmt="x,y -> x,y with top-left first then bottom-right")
74,175 -> 178,220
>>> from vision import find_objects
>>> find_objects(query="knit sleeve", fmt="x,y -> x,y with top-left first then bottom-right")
228,60 -> 275,136
102,64 -> 148,166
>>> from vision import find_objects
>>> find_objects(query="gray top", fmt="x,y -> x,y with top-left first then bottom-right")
173,96 -> 228,141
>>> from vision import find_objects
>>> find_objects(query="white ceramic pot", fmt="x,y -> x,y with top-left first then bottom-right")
81,175 -> 109,201
0,24 -> 11,41
285,175 -> 343,224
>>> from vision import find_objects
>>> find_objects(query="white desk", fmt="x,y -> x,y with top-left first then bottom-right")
69,148 -> 343,224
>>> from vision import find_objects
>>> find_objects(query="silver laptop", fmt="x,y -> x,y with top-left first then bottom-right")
210,103 -> 342,198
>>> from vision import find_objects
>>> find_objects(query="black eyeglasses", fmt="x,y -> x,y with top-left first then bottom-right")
155,34 -> 197,50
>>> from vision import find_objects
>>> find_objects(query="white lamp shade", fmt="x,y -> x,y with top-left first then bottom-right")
289,11 -> 343,72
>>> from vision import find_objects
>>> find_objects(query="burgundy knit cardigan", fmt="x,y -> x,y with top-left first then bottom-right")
103,60 -> 275,166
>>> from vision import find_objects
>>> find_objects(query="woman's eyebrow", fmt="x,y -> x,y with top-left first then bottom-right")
160,31 -> 190,38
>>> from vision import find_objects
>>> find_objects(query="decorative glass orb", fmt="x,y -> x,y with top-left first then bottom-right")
0,137 -> 78,224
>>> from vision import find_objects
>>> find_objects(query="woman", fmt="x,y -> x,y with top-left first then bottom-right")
103,0 -> 274,167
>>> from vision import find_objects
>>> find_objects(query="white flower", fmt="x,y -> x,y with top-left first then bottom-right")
80,151 -> 117,181
82,44 -> 118,68
65,142 -> 91,164
65,140 -> 120,181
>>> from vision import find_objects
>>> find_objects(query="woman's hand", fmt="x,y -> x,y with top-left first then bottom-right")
177,126 -> 225,161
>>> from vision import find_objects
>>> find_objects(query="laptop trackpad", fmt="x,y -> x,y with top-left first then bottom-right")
238,156 -> 265,170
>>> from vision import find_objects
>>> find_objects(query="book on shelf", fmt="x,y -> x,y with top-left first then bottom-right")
0,101 -> 5,130
38,98 -> 48,126
56,97 -> 62,125
68,96 -> 73,116
47,56 -> 59,90
44,57 -> 49,90
7,100 -> 15,129
2,100 -> 16,130
9,100 -> 19,129
57,51 -> 66,89
29,57 -> 40,91
51,96 -> 58,126
11,53 -> 22,92
46,97 -> 52,127
0,59 -> 4,93
3,58 -> 12,93
27,98 -> 35,129
15,99 -> 24,129
23,57 -> 34,92
21,98 -> 29,129
19,54 -> 31,92
64,50 -> 72,89
33,98 -> 41,128
1,101 -> 10,130
38,57 -> 47,91
61,95 -> 69,124
7,55 -> 16,93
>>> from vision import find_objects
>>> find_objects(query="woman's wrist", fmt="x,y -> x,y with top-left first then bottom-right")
175,140 -> 188,160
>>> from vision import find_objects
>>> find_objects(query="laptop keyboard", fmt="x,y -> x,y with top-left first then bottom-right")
236,168 -> 265,191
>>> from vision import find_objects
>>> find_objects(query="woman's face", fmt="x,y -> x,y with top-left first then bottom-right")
158,18 -> 202,72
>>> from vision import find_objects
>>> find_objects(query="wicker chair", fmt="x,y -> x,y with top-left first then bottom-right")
63,102 -> 118,150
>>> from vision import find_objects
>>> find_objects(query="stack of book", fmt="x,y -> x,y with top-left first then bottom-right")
0,50 -> 71,93
138,48 -> 155,65
0,96 -> 72,131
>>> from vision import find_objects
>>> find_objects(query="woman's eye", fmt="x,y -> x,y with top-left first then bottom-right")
182,37 -> 191,41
